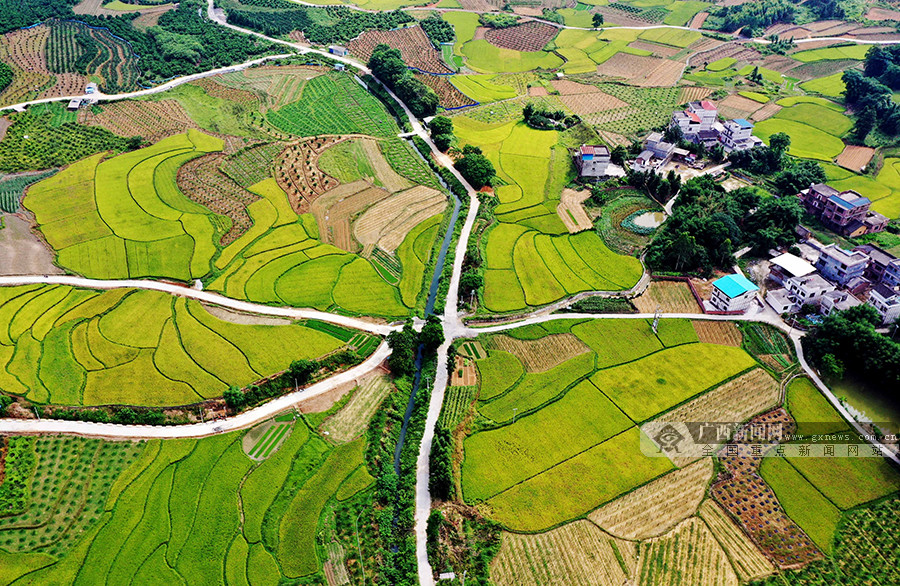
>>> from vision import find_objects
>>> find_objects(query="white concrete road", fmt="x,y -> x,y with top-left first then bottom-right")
0,275 -> 398,335
0,340 -> 390,438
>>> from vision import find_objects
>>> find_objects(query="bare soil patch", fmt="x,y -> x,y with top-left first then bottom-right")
485,22 -> 558,53
719,94 -> 764,119
751,101 -> 781,122
312,181 -> 392,252
690,12 -> 709,28
559,89 -> 628,115
352,185 -> 445,253
527,85 -> 547,96
557,187 -> 593,233
836,145 -> 875,172
0,213 -> 63,276
450,355 -> 477,386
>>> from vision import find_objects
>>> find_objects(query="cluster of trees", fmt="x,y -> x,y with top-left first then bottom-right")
430,116 -> 454,151
369,43 -> 438,118
411,136 -> 468,197
478,13 -> 519,28
0,0 -> 77,35
227,2 -> 414,44
628,168 -> 682,203
387,318 -> 444,378
0,437 -> 35,514
728,132 -> 826,194
522,102 -> 579,130
47,406 -> 184,425
803,305 -> 900,389
455,144 -> 496,189
0,62 -> 11,95
224,351 -> 363,410
842,48 -> 900,139
420,14 -> 454,45
76,0 -> 275,85
711,0 -> 795,36
646,175 -> 802,273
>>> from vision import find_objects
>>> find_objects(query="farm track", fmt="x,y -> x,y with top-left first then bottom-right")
1,6 -> 899,586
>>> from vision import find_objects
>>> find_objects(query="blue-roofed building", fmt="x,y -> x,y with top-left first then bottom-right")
799,183 -> 888,237
710,273 -> 759,312
719,118 -> 763,153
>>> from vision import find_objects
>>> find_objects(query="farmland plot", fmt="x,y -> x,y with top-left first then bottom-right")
349,26 -> 452,74
588,459 -> 713,540
0,284 -> 355,406
322,373 -> 394,442
77,99 -> 201,143
490,520 -> 637,586
486,332 -> 589,372
0,429 -> 372,585
637,517 -> 739,586
484,22 -> 558,52
698,501 -> 775,582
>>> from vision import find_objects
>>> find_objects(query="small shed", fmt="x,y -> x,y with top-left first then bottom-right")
85,82 -> 98,94
67,98 -> 82,111
328,45 -> 349,56
333,63 -> 346,71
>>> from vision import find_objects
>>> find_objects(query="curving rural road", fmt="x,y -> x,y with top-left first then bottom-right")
0,275 -> 399,335
0,341 -> 391,438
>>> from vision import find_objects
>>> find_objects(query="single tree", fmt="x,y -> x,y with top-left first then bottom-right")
592,13 -> 604,27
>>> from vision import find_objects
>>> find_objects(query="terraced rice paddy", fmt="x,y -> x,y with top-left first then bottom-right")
457,319 -> 764,532
454,117 -> 642,312
0,284 -> 360,406
0,427 -> 372,584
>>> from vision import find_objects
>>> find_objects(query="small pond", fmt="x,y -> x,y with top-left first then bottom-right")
631,211 -> 665,229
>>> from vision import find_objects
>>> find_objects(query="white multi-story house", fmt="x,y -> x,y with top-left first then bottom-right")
868,283 -> 900,324
820,290 -> 862,315
671,100 -> 717,137
814,244 -> 870,286
785,273 -> 835,306
709,274 -> 758,312
574,145 -> 611,178
719,118 -> 763,152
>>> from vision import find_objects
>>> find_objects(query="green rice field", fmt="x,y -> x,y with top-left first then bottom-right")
0,284 -> 362,406
792,44 -> 871,63
0,425 -> 373,585
450,75 -> 518,103
457,319 -> 763,531
453,117 -> 643,312
754,118 -> 845,161
799,72 -> 846,98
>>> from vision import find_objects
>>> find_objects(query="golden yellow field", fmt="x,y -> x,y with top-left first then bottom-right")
633,280 -> 702,313
588,459 -> 713,540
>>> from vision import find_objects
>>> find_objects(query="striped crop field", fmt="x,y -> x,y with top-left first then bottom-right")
0,284 -> 370,406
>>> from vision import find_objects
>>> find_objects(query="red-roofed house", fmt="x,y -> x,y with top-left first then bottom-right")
574,144 -> 611,178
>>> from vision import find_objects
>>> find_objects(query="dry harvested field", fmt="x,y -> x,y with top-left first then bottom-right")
353,185 -> 445,253
322,373 -> 393,442
557,187 -> 593,233
597,129 -> 629,147
488,333 -> 589,372
694,43 -> 761,67
583,106 -> 640,126
275,136 -> 344,212
690,12 -> 709,28
552,79 -> 600,95
597,53 -> 684,87
527,85 -> 547,96
699,501 -> 776,582
692,320 -> 742,346
645,368 -> 780,466
460,0 -> 497,13
415,74 -> 476,109
311,180 -> 392,252
712,408 -> 823,568
490,520 -> 638,586
450,355 -> 477,386
637,517 -> 740,586
760,54 -> 801,73
633,280 -> 702,313
836,145 -> 875,172
867,7 -> 900,21
77,99 -> 200,142
559,89 -> 628,116
630,40 -> 681,58
719,94 -> 764,119
0,213 -> 63,276
349,26 -> 451,74
132,5 -> 176,30
589,459 -> 713,540
511,6 -> 543,17
484,22 -> 558,53
751,101 -> 781,122
177,153 -> 258,245
74,0 -> 120,15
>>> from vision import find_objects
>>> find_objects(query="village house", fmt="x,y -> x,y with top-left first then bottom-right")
328,45 -> 349,56
881,257 -> 900,288
798,183 -> 889,237
853,244 -> 896,283
768,252 -> 816,285
868,283 -> 900,324
785,273 -> 835,306
574,144 -> 611,178
766,288 -> 798,314
815,244 -> 870,286
719,118 -> 763,152
671,100 -> 717,139
820,290 -> 862,316
709,273 -> 759,312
